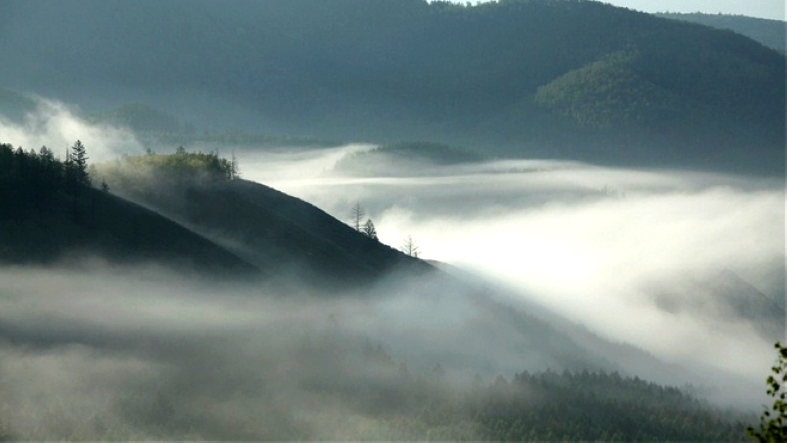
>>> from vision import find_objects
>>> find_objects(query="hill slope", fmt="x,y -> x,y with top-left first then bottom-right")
0,0 -> 783,173
0,144 -> 261,278
93,151 -> 433,289
656,12 -> 786,54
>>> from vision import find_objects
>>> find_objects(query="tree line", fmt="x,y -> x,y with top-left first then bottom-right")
0,140 -> 95,221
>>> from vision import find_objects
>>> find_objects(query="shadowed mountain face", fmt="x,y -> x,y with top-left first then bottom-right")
0,181 -> 261,279
652,270 -> 786,342
92,152 -> 432,290
656,13 -> 786,54
0,0 -> 783,174
0,144 -> 427,287
180,179 -> 432,289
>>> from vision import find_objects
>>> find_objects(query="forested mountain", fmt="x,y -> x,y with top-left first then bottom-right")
91,149 -> 432,290
0,143 -> 260,277
0,0 -> 782,173
656,12 -> 786,54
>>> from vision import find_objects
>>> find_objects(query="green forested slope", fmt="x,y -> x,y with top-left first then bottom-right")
0,143 -> 260,277
1,0 -> 783,173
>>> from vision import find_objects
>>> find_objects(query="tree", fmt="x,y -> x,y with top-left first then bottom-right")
362,219 -> 378,240
351,202 -> 365,231
69,140 -> 90,187
747,342 -> 787,442
401,235 -> 419,257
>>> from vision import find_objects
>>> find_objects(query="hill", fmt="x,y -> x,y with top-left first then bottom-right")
0,0 -> 783,174
333,141 -> 486,175
92,150 -> 433,289
0,143 -> 261,278
655,12 -> 786,54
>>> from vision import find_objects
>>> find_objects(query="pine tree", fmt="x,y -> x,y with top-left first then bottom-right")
70,140 -> 90,187
363,219 -> 378,240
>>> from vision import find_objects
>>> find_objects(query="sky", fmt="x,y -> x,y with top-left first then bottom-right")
459,0 -> 785,20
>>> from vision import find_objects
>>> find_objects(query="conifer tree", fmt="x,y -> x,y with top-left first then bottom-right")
363,219 -> 378,240
70,140 -> 90,187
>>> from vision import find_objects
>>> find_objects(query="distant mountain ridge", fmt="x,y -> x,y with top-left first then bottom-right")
0,0 -> 783,174
655,12 -> 786,54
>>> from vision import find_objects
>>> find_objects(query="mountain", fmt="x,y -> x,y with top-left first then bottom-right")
651,269 -> 786,342
0,144 -> 260,278
92,150 -> 432,290
0,0 -> 783,174
655,13 -> 786,54
0,140 -> 434,288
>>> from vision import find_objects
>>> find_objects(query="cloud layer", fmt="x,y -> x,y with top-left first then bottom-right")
240,145 -> 785,388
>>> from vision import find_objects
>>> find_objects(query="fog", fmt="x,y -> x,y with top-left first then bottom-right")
0,96 -> 144,162
0,264 -> 599,440
239,144 -> 785,395
0,103 -> 782,437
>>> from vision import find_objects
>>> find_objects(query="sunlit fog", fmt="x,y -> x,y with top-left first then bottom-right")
1,1 -> 784,438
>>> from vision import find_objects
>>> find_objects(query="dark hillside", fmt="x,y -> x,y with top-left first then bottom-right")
656,13 -> 785,54
0,143 -> 260,278
183,179 -> 432,288
0,0 -> 782,173
94,151 -> 433,289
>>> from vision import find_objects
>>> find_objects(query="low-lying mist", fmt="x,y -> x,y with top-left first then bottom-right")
0,100 -> 780,436
239,144 -> 785,405
0,264 -> 615,440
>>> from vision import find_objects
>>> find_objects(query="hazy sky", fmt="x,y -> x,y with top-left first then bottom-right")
459,0 -> 785,20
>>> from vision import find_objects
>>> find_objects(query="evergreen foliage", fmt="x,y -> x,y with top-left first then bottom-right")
656,13 -> 786,54
0,142 -> 85,219
93,148 -> 235,198
362,219 -> 378,240
0,141 -> 259,273
243,334 -> 750,441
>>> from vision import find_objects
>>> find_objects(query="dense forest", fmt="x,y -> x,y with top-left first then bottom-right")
656,13 -> 786,54
0,142 -> 260,274
1,0 -> 783,173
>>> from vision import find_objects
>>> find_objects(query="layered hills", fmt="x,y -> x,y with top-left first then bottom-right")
0,0 -> 783,173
